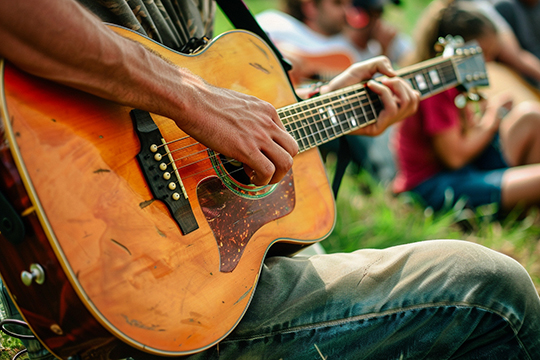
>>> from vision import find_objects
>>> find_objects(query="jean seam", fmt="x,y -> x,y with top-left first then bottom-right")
225,301 -> 531,359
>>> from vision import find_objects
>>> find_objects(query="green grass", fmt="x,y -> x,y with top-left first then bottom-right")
325,162 -> 540,292
0,302 -> 25,360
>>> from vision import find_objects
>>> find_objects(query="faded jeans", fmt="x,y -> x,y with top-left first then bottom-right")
186,240 -> 540,359
2,240 -> 540,359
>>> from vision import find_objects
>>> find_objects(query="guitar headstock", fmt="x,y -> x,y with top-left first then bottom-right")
438,36 -> 489,92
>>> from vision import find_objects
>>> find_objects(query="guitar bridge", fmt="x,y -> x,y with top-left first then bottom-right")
130,109 -> 199,235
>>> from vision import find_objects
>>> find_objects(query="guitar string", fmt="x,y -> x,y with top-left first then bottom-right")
278,60 -> 457,124
152,58 -> 470,186
278,62 -> 457,148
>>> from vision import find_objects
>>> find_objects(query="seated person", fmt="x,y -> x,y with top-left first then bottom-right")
457,0 -> 540,88
393,1 -> 540,217
256,0 -> 364,85
345,0 -> 413,67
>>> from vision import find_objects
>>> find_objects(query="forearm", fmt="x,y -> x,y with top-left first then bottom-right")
0,0 -> 200,123
497,33 -> 540,84
436,112 -> 499,169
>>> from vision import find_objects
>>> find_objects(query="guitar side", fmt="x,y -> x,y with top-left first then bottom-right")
0,27 -> 335,357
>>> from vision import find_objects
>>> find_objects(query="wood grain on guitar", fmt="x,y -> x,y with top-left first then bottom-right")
0,28 -> 488,359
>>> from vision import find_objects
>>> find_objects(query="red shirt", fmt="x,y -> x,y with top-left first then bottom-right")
393,88 -> 461,193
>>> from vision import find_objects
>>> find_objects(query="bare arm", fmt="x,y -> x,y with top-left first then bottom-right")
497,32 -> 540,85
432,95 -> 510,169
0,0 -> 298,186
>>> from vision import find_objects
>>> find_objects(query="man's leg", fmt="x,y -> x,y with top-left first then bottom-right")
188,240 -> 540,359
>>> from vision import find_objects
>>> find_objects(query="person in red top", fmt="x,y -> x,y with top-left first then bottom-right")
393,1 -> 540,216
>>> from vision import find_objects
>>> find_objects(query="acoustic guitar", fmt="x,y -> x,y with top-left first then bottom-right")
483,61 -> 540,104
0,26 -> 488,359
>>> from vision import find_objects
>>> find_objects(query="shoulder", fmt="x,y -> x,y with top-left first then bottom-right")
256,10 -> 307,34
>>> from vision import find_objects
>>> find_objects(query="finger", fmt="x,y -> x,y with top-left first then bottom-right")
366,79 -> 398,117
244,141 -> 294,186
368,56 -> 397,78
380,77 -> 420,115
261,140 -> 295,184
243,153 -> 275,186
273,127 -> 300,158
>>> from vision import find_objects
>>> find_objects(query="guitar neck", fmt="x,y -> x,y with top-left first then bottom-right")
279,56 -> 461,153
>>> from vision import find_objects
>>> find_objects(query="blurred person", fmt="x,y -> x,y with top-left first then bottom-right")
393,0 -> 540,217
455,0 -> 540,88
345,0 -> 412,66
256,0 -> 362,85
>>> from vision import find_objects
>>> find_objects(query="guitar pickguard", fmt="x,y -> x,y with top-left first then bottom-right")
197,172 -> 295,272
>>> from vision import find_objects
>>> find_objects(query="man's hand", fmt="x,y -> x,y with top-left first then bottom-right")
174,73 -> 299,187
320,56 -> 420,136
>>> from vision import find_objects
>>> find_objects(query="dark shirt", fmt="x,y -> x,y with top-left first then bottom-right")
77,0 -> 215,51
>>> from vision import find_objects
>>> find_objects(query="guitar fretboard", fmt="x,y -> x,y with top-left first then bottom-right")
279,56 -> 467,153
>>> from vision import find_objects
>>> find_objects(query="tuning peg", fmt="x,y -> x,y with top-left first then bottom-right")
454,91 -> 487,109
434,37 -> 447,54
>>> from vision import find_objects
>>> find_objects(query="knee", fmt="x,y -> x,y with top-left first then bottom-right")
511,101 -> 540,130
433,240 -> 539,320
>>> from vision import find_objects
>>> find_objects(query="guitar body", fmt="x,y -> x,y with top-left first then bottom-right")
0,27 -> 335,358
483,62 -> 540,103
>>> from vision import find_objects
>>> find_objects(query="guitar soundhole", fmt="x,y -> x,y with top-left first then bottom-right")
218,154 -> 251,185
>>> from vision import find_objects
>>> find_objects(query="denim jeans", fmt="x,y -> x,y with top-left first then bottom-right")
2,240 -> 539,359
186,240 -> 540,359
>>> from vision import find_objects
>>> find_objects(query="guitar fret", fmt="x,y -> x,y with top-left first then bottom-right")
351,89 -> 369,127
297,113 -> 313,151
331,93 -> 348,136
365,86 -> 382,124
305,105 -> 324,145
317,100 -> 339,141
283,109 -> 305,150
299,105 -> 319,148
278,46 -> 487,153
337,92 -> 354,133
315,101 -> 333,143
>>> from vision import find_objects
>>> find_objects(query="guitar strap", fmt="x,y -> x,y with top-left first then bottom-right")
332,137 -> 352,198
216,0 -> 349,198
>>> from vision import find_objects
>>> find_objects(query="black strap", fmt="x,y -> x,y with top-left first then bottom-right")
332,138 -> 352,198
215,0 -> 292,73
